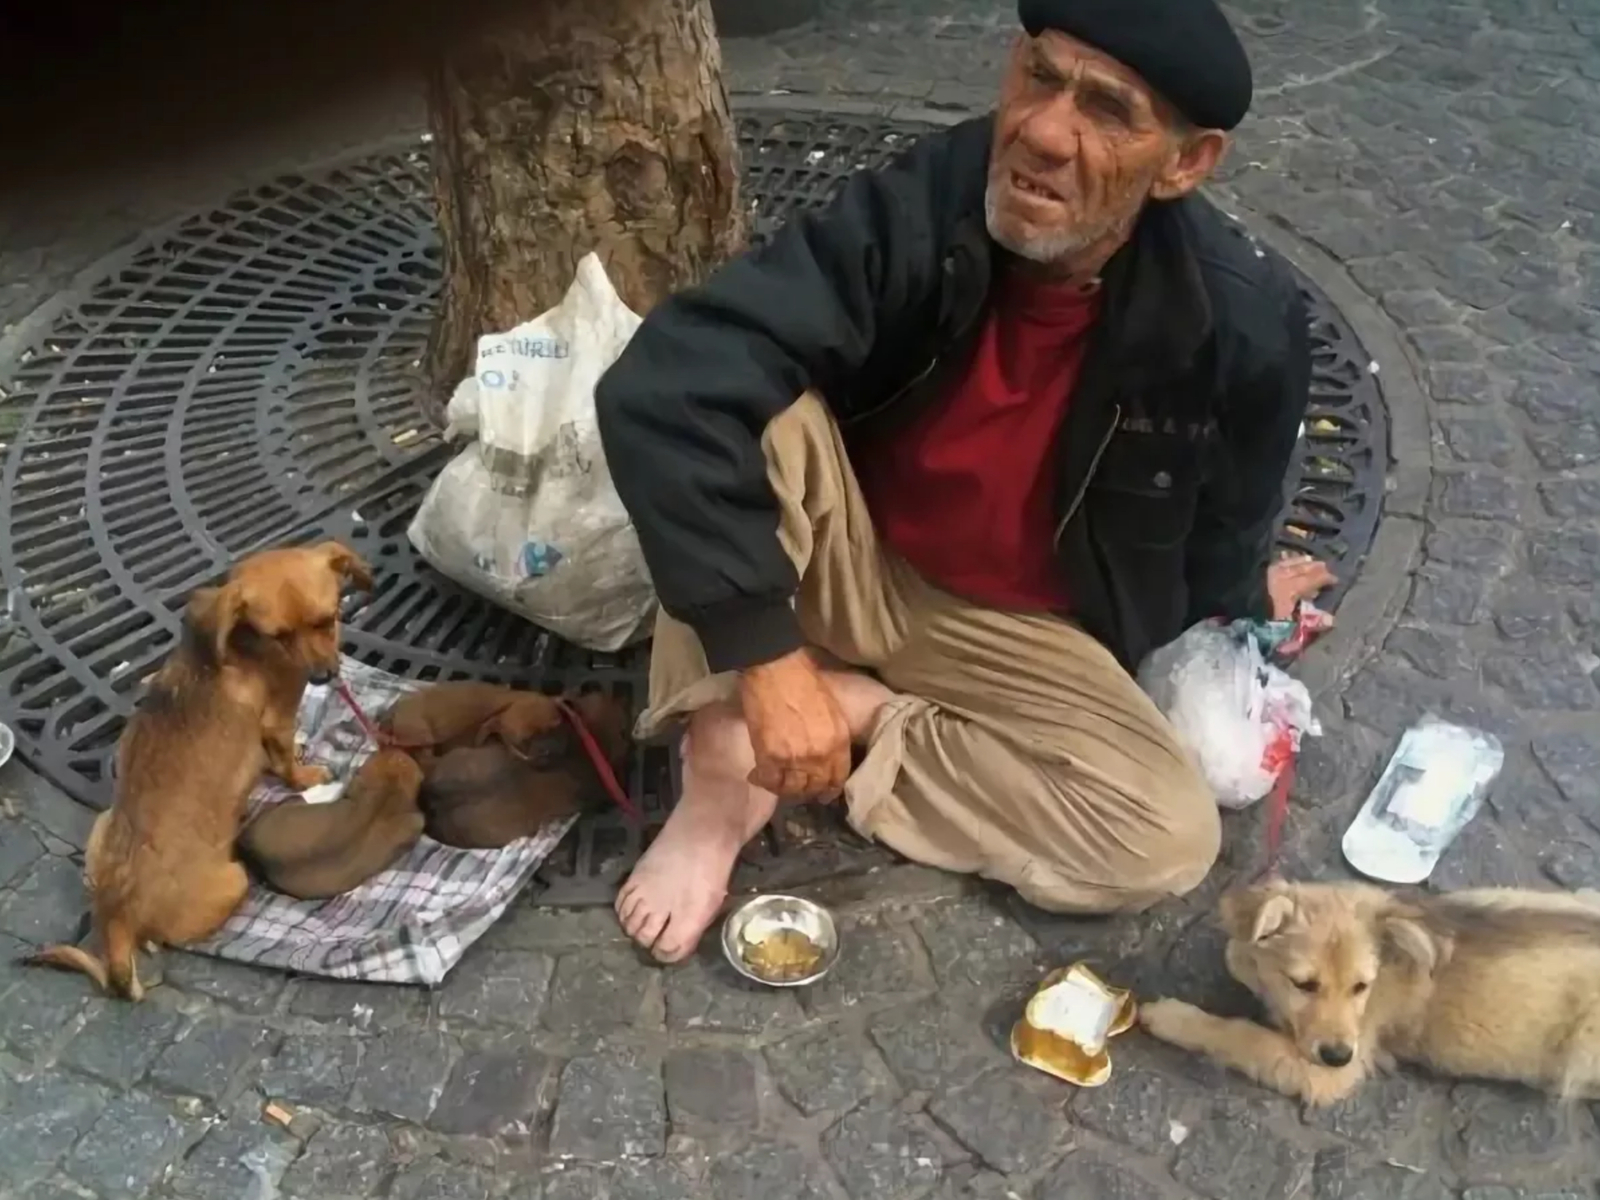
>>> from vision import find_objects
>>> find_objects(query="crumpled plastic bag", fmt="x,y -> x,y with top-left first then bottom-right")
1137,619 -> 1321,810
407,252 -> 655,652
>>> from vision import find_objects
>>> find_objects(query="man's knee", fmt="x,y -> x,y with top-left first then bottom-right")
1020,767 -> 1221,914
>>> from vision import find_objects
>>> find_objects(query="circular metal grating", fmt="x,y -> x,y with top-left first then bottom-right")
0,102 -> 1386,904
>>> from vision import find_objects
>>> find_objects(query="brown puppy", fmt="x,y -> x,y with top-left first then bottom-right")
383,681 -> 566,765
1140,879 -> 1600,1105
238,747 -> 425,900
420,691 -> 632,849
27,541 -> 372,999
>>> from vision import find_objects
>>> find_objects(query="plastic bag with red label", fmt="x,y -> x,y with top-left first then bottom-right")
1136,620 -> 1321,811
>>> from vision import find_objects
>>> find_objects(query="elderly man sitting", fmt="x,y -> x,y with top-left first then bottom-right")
595,0 -> 1330,962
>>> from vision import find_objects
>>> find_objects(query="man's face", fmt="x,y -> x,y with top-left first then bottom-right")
987,32 -> 1215,266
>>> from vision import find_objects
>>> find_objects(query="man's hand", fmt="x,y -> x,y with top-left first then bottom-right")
1267,553 -> 1337,620
740,649 -> 851,799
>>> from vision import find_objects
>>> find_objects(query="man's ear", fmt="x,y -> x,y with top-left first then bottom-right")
188,583 -> 248,662
318,541 -> 374,592
1150,129 -> 1229,202
1380,911 -> 1446,977
1220,882 -> 1297,943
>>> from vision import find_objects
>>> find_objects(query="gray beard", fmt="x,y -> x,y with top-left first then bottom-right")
983,179 -> 1134,266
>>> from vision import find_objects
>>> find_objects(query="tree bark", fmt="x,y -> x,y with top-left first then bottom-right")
423,0 -> 746,426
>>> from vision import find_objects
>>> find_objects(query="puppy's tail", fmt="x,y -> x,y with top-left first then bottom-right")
25,918 -> 142,1000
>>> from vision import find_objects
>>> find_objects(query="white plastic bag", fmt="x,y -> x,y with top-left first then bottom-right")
408,253 -> 656,652
1137,621 -> 1321,810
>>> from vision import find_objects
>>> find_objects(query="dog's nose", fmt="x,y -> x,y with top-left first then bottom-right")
308,667 -> 336,686
1318,1043 -> 1354,1068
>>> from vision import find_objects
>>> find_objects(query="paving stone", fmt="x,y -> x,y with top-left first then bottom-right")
913,899 -> 1043,993
0,969 -> 95,1060
708,1140 -> 835,1200
166,1108 -> 299,1198
1528,422 -> 1600,471
1406,568 -> 1489,626
63,1090 -> 203,1197
58,1000 -> 185,1088
1313,1151 -> 1452,1200
1172,1111 -> 1314,1200
429,1037 -> 551,1137
821,1106 -> 943,1200
258,1033 -> 364,1110
869,1000 -> 1008,1093
350,1027 -> 454,1124
1034,1152 -> 1168,1200
664,954 -> 807,1034
542,948 -> 651,1035
1426,363 -> 1503,406
664,1047 -> 760,1129
280,1124 -> 393,1199
1383,289 -> 1461,329
768,1023 -> 890,1116
437,949 -> 554,1028
0,823 -> 47,889
1386,626 -> 1476,680
927,1070 -> 1068,1176
0,1073 -> 108,1187
1528,530 -> 1600,587
1541,479 -> 1600,520
1452,1083 -> 1584,1166
1434,472 -> 1521,520
801,920 -> 927,1015
161,952 -> 287,1014
612,1157 -> 703,1200
1440,416 -> 1518,467
1461,1189 -> 1591,1200
1424,521 -> 1515,573
287,977 -> 429,1029
146,1017 -> 277,1103
1511,374 -> 1595,424
1493,587 -> 1571,643
1306,1071 -> 1434,1152
1532,732 -> 1600,811
0,856 -> 88,945
549,1048 -> 666,1161
1071,1057 -> 1202,1156
540,1164 -> 613,1200
1432,816 -> 1545,890
1483,650 -> 1600,710
388,1158 -> 495,1200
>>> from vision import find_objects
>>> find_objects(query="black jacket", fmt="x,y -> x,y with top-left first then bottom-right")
595,115 -> 1311,675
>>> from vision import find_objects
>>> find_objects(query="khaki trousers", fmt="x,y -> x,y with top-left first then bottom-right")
638,394 -> 1220,913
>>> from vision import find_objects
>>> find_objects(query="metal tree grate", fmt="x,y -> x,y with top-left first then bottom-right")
0,103 -> 1387,906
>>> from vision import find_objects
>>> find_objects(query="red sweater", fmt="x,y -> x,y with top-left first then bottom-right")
857,272 -> 1101,611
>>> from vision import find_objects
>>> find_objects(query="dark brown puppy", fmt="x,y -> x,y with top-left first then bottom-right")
421,691 -> 632,849
27,541 -> 372,1000
383,681 -> 566,765
238,747 -> 426,900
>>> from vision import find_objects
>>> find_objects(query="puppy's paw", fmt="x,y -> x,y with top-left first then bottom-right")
1139,998 -> 1213,1049
287,764 -> 333,791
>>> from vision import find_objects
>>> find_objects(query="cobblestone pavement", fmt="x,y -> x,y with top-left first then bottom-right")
5,0 -> 1600,1196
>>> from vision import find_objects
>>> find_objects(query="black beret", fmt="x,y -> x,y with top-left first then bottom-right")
1016,0 -> 1253,131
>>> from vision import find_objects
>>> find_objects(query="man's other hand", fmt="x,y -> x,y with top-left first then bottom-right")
740,650 -> 852,799
1267,553 -> 1337,620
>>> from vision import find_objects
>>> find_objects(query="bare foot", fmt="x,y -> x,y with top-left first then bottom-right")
616,703 -> 776,962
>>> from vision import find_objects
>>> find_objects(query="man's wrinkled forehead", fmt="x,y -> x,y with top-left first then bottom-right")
1021,30 -> 1161,115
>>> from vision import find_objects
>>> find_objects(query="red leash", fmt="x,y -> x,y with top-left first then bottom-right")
1258,759 -> 1294,882
331,678 -> 640,823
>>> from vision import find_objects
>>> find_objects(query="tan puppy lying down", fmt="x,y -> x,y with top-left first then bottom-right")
238,748 -> 425,900
1141,879 -> 1600,1105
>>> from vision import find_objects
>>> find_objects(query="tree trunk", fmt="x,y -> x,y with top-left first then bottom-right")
422,0 -> 746,427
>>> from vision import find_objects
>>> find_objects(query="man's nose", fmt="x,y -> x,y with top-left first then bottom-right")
1317,1042 -> 1354,1068
1016,98 -> 1082,164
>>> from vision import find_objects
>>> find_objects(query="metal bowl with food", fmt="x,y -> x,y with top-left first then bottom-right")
721,893 -> 840,988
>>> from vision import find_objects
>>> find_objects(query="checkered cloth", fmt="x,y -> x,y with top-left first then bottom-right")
193,657 -> 574,985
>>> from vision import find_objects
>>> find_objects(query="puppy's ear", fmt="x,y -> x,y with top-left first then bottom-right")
1220,883 -> 1297,943
318,541 -> 374,592
188,583 -> 248,662
1380,912 -> 1445,977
